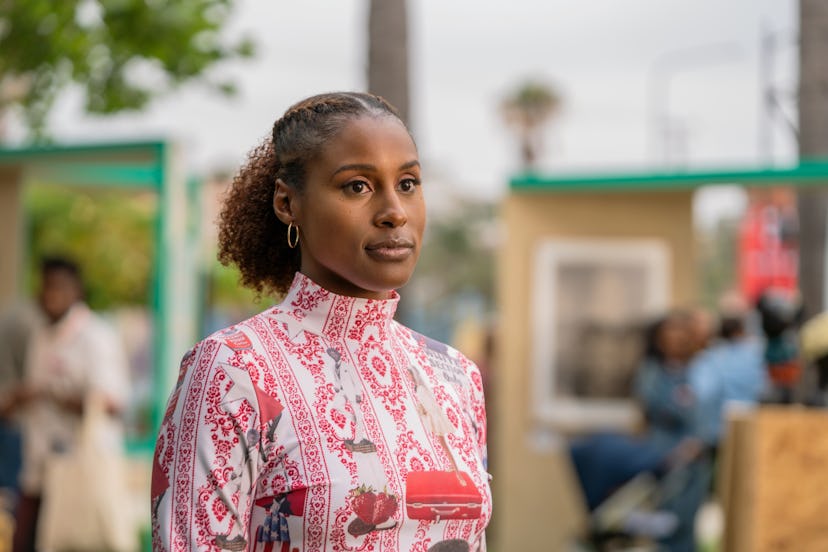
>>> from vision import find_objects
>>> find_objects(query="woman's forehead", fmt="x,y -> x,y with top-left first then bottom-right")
314,116 -> 418,166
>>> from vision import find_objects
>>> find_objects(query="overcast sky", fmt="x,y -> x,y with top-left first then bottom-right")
38,0 -> 798,217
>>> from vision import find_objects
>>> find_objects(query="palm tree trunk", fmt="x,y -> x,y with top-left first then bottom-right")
367,0 -> 410,125
798,0 -> 828,318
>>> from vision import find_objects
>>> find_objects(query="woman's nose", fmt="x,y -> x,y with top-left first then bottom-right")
374,188 -> 407,228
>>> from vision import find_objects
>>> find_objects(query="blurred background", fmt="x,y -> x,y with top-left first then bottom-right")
3,0 -> 828,550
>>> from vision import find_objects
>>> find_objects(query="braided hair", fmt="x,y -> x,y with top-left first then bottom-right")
217,92 -> 406,297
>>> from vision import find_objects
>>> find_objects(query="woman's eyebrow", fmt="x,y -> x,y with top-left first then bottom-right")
331,159 -> 420,177
332,163 -> 375,177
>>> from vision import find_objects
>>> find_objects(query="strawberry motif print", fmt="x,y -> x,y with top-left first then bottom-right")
347,484 -> 399,536
152,272 -> 491,552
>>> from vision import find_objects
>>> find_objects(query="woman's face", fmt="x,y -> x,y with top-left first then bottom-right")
287,115 -> 425,299
39,269 -> 81,323
657,317 -> 692,363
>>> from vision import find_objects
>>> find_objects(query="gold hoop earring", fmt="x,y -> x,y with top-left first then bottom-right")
287,222 -> 299,249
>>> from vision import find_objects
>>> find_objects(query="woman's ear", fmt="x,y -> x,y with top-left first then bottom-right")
273,178 -> 295,224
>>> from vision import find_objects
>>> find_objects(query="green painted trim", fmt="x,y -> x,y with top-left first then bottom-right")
187,175 -> 208,341
150,143 -> 169,440
126,437 -> 157,456
186,175 -> 202,241
26,163 -> 163,189
510,160 -> 828,191
0,140 -> 166,161
3,141 -> 165,190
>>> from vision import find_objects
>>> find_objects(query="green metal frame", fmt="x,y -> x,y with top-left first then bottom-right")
0,140 -> 166,188
510,159 -> 828,191
0,140 -> 190,454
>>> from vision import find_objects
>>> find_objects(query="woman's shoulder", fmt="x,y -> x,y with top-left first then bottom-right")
202,305 -> 292,347
394,322 -> 482,378
173,312 -> 282,397
394,322 -> 461,358
181,310 -> 272,364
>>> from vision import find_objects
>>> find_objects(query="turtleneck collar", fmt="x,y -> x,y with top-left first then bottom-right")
275,272 -> 400,340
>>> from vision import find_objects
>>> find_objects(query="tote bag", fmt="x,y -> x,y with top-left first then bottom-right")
37,394 -> 137,552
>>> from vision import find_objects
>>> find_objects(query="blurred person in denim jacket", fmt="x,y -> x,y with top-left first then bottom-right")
633,310 -> 708,552
635,311 -> 699,453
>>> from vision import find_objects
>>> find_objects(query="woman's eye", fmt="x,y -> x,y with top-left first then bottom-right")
346,181 -> 368,194
399,178 -> 420,192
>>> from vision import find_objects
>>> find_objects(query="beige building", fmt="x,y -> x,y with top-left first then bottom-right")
490,164 -> 828,550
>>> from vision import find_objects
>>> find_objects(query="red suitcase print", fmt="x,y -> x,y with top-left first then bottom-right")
405,470 -> 482,522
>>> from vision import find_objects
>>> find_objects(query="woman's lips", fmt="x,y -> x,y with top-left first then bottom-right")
365,239 -> 415,261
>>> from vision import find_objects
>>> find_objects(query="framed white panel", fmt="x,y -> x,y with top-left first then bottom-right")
531,238 -> 670,431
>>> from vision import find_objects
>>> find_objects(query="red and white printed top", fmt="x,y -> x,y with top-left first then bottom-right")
152,273 -> 491,552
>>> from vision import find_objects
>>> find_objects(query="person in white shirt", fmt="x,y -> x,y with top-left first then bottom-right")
3,257 -> 129,552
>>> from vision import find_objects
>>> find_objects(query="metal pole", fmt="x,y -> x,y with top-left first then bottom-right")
759,22 -> 774,163
760,25 -> 800,165
648,42 -> 744,167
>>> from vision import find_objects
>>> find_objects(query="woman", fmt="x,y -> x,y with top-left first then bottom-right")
635,311 -> 698,452
151,93 -> 491,552
569,313 -> 699,524
634,311 -> 707,552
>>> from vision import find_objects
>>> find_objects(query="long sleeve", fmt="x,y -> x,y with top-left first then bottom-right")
457,352 -> 489,552
460,353 -> 488,471
152,338 -> 265,552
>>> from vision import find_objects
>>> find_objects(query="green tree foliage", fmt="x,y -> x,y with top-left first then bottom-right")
398,200 -> 497,343
415,201 -> 497,307
0,0 -> 253,138
25,184 -> 155,309
208,259 -> 273,309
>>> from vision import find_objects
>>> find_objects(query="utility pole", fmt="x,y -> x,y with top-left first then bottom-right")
648,42 -> 742,167
798,0 -> 828,318
759,23 -> 775,162
758,23 -> 799,164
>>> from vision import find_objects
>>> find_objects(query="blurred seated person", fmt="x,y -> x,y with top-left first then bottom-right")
570,311 -> 706,552
635,310 -> 698,453
633,310 -> 709,552
571,312 -> 700,504
1,257 -> 130,552
690,308 -> 767,452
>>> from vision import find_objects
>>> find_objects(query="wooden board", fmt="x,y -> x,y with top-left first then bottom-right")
720,407 -> 828,551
